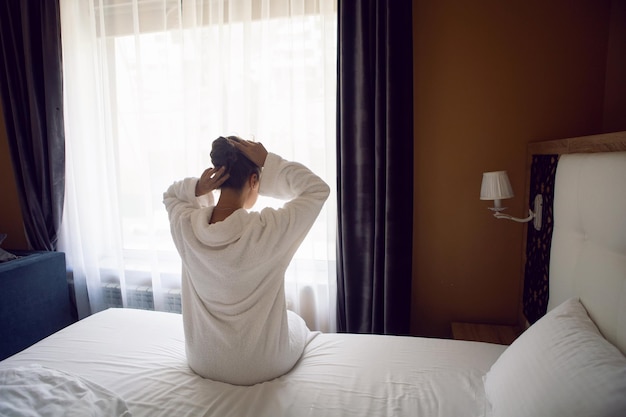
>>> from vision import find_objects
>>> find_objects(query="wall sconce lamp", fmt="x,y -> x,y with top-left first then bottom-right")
480,170 -> 542,231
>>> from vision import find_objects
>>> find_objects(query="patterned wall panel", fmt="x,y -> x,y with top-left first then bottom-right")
523,154 -> 559,324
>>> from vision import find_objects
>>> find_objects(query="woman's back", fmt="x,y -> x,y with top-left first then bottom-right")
164,149 -> 329,385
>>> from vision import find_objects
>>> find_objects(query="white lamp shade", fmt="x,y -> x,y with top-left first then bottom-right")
480,171 -> 514,200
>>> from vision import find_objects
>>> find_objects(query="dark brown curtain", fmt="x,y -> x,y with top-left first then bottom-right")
0,0 -> 65,251
336,0 -> 413,334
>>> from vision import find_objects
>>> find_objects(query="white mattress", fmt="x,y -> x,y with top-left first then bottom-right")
0,308 -> 505,417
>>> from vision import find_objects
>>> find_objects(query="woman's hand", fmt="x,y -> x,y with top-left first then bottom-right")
229,137 -> 268,168
195,166 -> 230,196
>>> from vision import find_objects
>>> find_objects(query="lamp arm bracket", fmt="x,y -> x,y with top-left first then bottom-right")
493,210 -> 534,223
491,194 -> 543,231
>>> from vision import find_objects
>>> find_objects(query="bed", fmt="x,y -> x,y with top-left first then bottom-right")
1,132 -> 626,417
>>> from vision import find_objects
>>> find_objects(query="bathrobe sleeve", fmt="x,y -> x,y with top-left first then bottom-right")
163,177 -> 214,250
255,152 -> 330,257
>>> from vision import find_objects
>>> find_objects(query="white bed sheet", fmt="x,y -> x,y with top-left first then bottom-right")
0,308 -> 505,417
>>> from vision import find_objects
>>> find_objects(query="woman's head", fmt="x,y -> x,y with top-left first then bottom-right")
210,136 -> 261,192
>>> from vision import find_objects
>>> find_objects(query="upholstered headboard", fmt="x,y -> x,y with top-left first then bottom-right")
549,151 -> 626,355
523,131 -> 626,355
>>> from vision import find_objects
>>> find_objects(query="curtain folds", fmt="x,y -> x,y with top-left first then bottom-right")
59,0 -> 337,330
336,0 -> 413,335
0,0 -> 65,251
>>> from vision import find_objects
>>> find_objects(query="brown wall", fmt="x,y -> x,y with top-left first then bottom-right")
604,0 -> 626,131
412,0 -> 617,337
0,99 -> 28,249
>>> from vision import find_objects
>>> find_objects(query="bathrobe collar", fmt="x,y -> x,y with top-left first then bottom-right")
191,207 -> 246,247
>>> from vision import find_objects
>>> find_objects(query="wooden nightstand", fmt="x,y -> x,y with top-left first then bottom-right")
451,322 -> 522,345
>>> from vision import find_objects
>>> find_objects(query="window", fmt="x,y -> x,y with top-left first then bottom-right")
60,0 -> 337,331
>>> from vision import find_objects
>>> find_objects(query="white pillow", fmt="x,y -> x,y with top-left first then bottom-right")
484,297 -> 626,417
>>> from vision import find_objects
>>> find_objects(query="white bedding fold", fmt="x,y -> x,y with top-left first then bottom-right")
0,364 -> 130,417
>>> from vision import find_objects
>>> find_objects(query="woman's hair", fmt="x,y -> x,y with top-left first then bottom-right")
210,136 -> 261,190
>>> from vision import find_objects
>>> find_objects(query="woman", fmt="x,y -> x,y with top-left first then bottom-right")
163,136 -> 330,385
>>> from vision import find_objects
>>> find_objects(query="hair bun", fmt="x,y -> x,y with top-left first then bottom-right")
210,136 -> 238,168
210,135 -> 260,190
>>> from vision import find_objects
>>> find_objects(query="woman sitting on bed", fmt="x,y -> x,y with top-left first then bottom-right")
163,136 -> 330,385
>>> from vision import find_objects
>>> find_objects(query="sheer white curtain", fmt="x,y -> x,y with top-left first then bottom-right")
59,0 -> 337,332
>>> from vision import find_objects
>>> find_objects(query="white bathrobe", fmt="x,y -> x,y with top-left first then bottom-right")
163,153 -> 330,385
